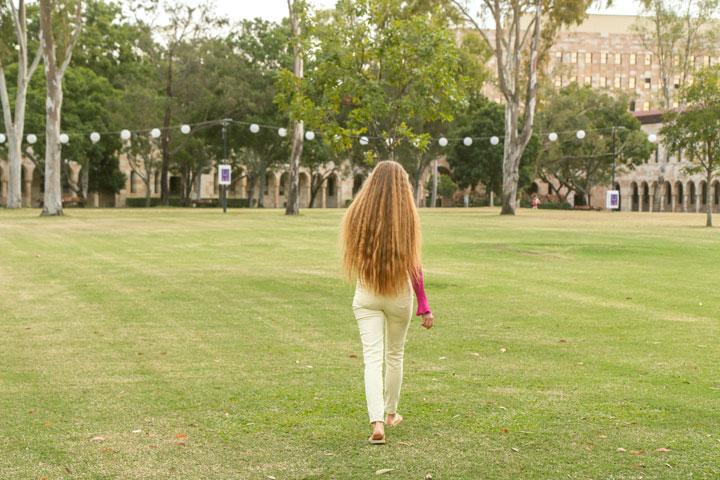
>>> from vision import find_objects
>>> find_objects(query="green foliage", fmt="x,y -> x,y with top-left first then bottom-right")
536,83 -> 654,205
276,0 -> 468,163
447,95 -> 538,196
425,173 -> 458,199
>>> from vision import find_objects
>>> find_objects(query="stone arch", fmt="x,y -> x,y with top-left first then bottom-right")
688,181 -> 697,211
352,173 -> 366,197
699,180 -> 708,209
713,180 -> 720,213
529,181 -> 540,194
437,165 -> 451,177
298,171 -> 310,208
662,181 -> 672,212
640,181 -> 650,212
279,172 -> 289,208
31,167 -> 43,207
631,182 -> 639,212
326,172 -> 341,208
264,172 -> 278,207
130,170 -> 138,194
673,180 -> 684,212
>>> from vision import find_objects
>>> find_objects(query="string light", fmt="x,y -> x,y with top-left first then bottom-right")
548,132 -> 558,142
490,136 -> 499,145
438,137 -> 448,147
305,131 -> 315,141
648,134 -> 658,143
576,130 -> 586,139
250,124 -> 260,133
0,133 -> 6,144
90,132 -> 101,143
181,124 -> 191,134
359,136 -> 369,146
150,128 -> 161,139
120,130 -> 131,140
59,133 -> 69,144
27,134 -> 37,144
463,137 -> 472,146
278,128 -> 287,137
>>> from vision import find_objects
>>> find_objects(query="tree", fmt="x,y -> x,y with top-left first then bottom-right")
451,0 -> 598,215
0,1 -> 42,209
633,0 -> 720,211
425,173 -> 458,205
284,0 -> 310,215
276,0 -> 467,171
38,0 -> 83,216
123,134 -> 160,207
661,66 -> 720,227
129,0 -> 227,205
536,83 -> 654,206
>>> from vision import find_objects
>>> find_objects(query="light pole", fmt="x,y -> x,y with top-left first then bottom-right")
221,120 -> 229,214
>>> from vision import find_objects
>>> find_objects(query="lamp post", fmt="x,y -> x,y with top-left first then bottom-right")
221,120 -> 229,214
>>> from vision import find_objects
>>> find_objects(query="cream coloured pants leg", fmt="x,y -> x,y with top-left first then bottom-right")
353,283 -> 413,424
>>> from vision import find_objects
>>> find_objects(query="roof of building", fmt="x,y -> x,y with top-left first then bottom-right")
632,109 -> 664,124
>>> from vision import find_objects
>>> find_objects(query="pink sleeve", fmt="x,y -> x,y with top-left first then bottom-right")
411,267 -> 431,316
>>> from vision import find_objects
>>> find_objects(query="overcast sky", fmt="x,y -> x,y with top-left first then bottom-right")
225,1 -> 642,24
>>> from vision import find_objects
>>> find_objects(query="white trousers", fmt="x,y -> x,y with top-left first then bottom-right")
352,282 -> 413,424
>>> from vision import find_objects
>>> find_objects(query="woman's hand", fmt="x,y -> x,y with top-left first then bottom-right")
421,312 -> 434,329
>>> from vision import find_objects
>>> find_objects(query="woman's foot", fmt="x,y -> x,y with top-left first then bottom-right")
369,421 -> 386,444
385,413 -> 403,427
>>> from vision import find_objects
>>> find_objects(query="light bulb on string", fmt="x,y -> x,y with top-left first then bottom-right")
463,137 -> 473,146
151,128 -> 162,139
59,133 -> 69,144
27,134 -> 37,144
0,133 -> 6,144
90,132 -> 101,144
278,128 -> 287,137
250,124 -> 260,133
305,131 -> 315,141
438,137 -> 448,147
648,134 -> 658,143
576,130 -> 586,139
120,130 -> 131,141
181,124 -> 191,135
490,136 -> 499,145
359,136 -> 369,146
548,132 -> 558,142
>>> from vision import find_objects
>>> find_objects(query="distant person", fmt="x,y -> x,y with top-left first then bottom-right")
533,196 -> 540,210
340,160 -> 434,445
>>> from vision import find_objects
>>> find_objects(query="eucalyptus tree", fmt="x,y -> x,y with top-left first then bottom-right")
0,1 -> 42,209
38,0 -> 84,216
661,66 -> 720,227
450,0 -> 600,215
276,0 -> 467,179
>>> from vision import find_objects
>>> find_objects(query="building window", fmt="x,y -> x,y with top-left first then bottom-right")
279,175 -> 286,196
629,77 -> 636,88
555,76 -> 562,87
556,51 -> 562,62
584,76 -> 591,85
328,177 -> 336,197
643,101 -> 650,110
601,77 -> 608,87
601,53 -> 607,64
614,77 -> 621,88
571,52 -> 577,63
130,171 -> 137,194
645,77 -> 651,89
644,54 -> 652,65
630,53 -> 636,65
629,100 -> 636,111
615,53 -> 622,64
585,52 -> 592,64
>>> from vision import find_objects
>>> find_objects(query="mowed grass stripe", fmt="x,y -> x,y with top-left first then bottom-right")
0,208 -> 718,478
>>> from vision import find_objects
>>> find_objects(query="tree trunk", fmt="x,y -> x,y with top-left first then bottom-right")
489,190 -> 494,207
81,162 -> 89,200
5,135 -> 23,208
42,76 -> 64,216
707,174 -> 712,227
160,57 -> 173,206
145,179 -> 152,207
257,170 -> 265,208
285,0 -> 304,216
500,103 -> 523,215
431,159 -> 438,208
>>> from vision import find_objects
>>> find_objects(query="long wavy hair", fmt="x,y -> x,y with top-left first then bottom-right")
341,160 -> 422,296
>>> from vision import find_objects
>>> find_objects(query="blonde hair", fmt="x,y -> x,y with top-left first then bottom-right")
341,160 -> 422,296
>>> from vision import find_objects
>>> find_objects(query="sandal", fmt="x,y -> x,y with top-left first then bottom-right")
386,414 -> 403,427
368,434 -> 386,445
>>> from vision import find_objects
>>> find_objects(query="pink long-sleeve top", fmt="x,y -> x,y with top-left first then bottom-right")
411,268 -> 431,316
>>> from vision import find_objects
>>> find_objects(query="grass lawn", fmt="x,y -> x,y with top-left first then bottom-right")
0,207 -> 718,479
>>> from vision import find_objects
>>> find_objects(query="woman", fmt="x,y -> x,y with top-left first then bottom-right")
341,160 -> 434,445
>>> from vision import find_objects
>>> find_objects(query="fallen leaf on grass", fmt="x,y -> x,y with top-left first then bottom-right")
324,452 -> 335,456
91,437 -> 106,441
149,445 -> 158,449
44,423 -> 52,427
511,447 -> 519,452
499,348 -> 506,353
175,434 -> 187,438
398,441 -> 413,446
500,429 -> 509,432
656,448 -> 672,452
559,339 -> 568,343
376,468 -> 394,475
470,353 -> 479,356
616,448 -> 626,452
102,448 -> 113,453
348,355 -> 358,358
439,356 -> 447,360
34,253 -> 40,258
597,435 -> 607,438
630,465 -> 644,469
28,410 -> 36,414
178,442 -> 185,446
267,476 -> 276,480
132,430 -> 141,434
630,450 -> 645,455
65,468 -> 72,474
425,475 -> 433,479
